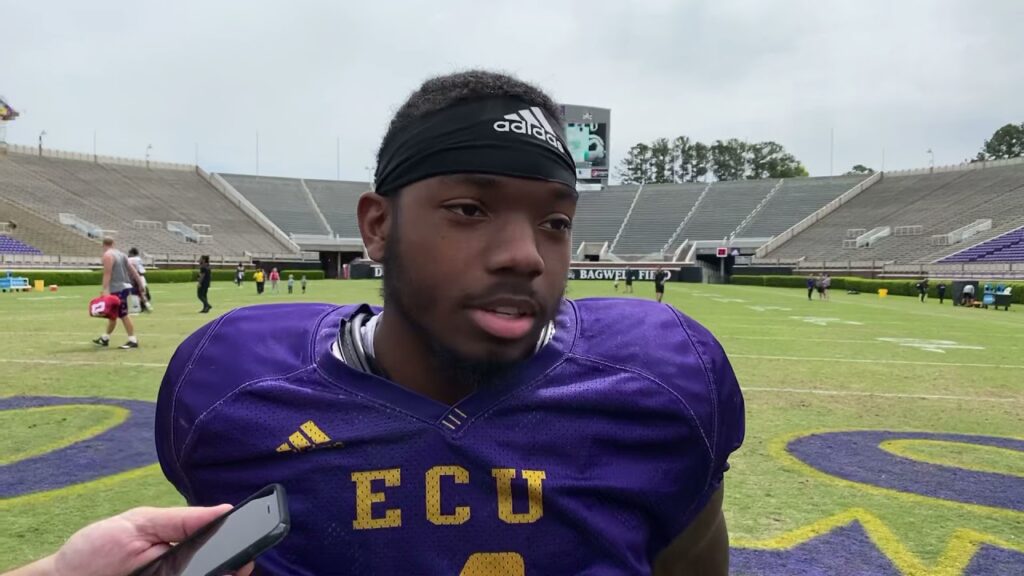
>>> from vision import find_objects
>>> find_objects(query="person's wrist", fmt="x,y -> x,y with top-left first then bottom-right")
37,554 -> 59,576
7,553 -> 58,576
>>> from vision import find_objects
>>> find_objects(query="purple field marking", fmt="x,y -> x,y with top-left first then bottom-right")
0,396 -> 157,498
731,522 -> 902,576
788,431 -> 1024,511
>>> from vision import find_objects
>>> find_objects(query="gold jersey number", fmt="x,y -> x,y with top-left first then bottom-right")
459,552 -> 526,575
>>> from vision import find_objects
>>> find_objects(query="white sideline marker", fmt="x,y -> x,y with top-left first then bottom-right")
744,386 -> 1021,403
732,353 -> 1024,370
876,338 -> 985,354
789,316 -> 864,326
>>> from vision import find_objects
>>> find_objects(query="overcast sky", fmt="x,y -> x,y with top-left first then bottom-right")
3,0 -> 1022,181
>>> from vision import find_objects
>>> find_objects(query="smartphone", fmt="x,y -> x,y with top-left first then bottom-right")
130,484 -> 290,576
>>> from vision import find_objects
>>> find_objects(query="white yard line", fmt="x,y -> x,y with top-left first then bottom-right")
721,335 -> 888,344
722,285 -> 1024,330
743,386 -> 1021,403
0,330 -> 186,336
0,358 -> 166,368
731,353 -> 1024,369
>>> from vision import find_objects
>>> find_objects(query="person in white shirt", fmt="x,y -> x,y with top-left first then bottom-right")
127,247 -> 152,312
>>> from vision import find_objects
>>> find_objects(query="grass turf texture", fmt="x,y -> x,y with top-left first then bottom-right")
1,280 -> 1022,573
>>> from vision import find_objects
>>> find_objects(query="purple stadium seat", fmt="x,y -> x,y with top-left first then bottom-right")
0,235 -> 43,255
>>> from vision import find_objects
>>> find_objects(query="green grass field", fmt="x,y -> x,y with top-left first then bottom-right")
1,280 -> 1022,574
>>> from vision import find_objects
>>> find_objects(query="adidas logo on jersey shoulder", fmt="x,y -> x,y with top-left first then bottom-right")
493,106 -> 565,153
276,420 -> 344,453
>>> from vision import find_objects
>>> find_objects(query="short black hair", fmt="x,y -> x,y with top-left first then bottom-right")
128,247 -> 139,256
376,70 -> 562,175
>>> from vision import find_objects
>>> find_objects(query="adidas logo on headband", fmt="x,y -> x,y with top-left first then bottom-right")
493,107 -> 566,153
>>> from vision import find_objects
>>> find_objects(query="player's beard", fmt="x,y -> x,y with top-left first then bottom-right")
381,223 -> 521,392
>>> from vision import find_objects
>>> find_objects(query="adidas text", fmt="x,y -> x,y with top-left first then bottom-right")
494,115 -> 564,152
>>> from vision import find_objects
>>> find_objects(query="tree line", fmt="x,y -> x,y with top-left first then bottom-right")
973,122 -> 1024,162
614,121 -> 1024,185
616,137 -> 809,185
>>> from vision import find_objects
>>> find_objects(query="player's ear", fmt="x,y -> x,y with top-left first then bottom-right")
358,191 -> 392,263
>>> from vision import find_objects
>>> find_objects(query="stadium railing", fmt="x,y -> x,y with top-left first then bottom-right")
200,168 -> 301,253
756,172 -> 881,258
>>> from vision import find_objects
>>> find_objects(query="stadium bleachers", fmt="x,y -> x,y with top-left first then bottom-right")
611,183 -> 704,256
305,179 -> 368,238
220,174 -> 330,237
676,179 -> 776,243
941,226 -> 1024,263
767,164 -> 1024,263
0,196 -> 101,256
740,175 -> 865,238
0,234 -> 42,255
571,185 -> 638,252
0,152 -> 292,257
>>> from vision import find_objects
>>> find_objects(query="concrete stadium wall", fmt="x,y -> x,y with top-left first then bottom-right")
3,143 -> 194,171
884,155 -> 1024,177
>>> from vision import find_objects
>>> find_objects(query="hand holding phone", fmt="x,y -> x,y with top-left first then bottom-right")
130,484 -> 289,576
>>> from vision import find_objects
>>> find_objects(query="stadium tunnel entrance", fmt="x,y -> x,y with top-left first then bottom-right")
320,251 -> 367,279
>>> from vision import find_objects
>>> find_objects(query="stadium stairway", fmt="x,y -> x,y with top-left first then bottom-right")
0,152 -> 292,257
767,163 -> 1024,263
220,174 -> 331,237
571,186 -> 638,253
611,183 -> 704,257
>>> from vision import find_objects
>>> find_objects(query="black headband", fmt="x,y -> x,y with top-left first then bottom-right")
374,97 -> 577,195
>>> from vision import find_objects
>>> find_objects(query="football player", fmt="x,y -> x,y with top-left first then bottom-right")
156,70 -> 745,575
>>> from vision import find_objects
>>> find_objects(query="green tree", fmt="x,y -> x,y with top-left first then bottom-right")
711,139 -> 747,181
671,136 -> 691,183
649,138 -> 675,184
846,164 -> 875,175
978,123 -> 1024,160
746,141 -> 808,179
616,143 -> 653,184
688,141 -> 711,182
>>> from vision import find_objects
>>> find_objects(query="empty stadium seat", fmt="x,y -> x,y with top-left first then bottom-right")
220,174 -> 330,237
612,183 -> 704,256
767,164 -> 1024,263
571,186 -> 638,253
0,152 -> 292,257
305,179 -> 368,238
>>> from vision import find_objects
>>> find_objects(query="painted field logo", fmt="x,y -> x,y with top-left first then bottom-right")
0,396 -> 157,499
729,430 -> 1024,575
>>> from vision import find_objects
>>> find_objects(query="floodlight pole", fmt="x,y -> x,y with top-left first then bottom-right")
146,144 -> 153,169
38,130 -> 46,156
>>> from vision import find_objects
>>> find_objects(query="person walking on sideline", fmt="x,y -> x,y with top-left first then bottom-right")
127,247 -> 152,312
822,273 -> 832,301
300,274 -> 307,294
806,274 -> 815,301
269,267 -> 280,293
653,267 -> 671,303
235,262 -> 245,287
938,282 -> 947,304
93,238 -> 146,349
917,277 -> 929,303
287,274 -> 295,294
197,255 -> 212,313
254,268 -> 265,295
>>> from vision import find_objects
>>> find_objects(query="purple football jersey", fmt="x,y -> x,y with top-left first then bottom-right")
156,298 -> 744,575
